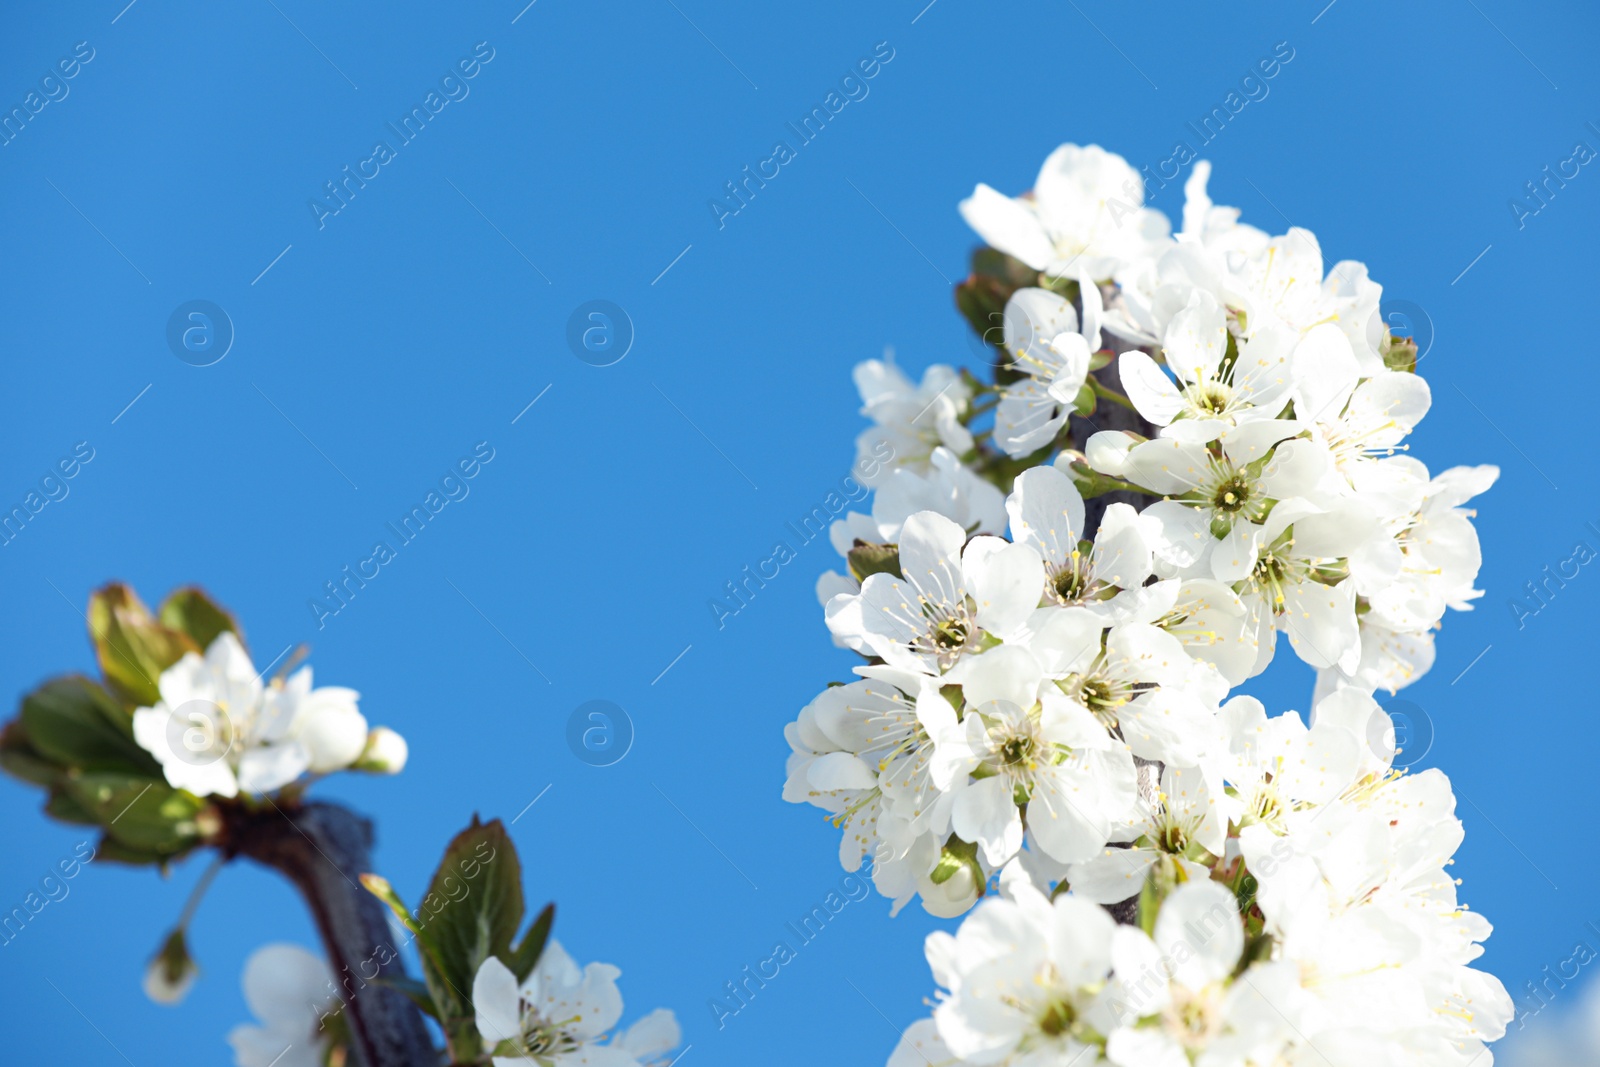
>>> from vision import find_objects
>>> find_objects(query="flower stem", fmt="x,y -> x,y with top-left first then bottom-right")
1089,377 -> 1137,412
175,854 -> 224,930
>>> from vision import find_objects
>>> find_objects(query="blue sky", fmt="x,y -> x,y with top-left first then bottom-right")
1,1 -> 1597,1063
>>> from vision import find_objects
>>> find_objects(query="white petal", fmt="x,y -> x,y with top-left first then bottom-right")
472,956 -> 524,1048
1155,881 -> 1242,990
1067,848 -> 1157,904
960,185 -> 1052,270
966,540 -> 1045,641
953,776 -> 1023,867
1007,466 -> 1086,568
1119,349 -> 1184,426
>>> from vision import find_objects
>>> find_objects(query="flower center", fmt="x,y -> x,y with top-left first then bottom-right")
1074,676 -> 1128,725
914,602 -> 982,670
1212,475 -> 1252,513
933,617 -> 970,650
1164,987 -> 1221,1049
1193,381 -> 1233,415
1250,547 -> 1309,612
1051,566 -> 1090,604
1037,997 -> 1078,1037
1000,735 -> 1036,767
1245,782 -> 1287,832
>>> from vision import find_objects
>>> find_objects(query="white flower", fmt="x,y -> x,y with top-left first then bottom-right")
854,355 -> 973,485
960,143 -> 1171,280
923,880 -> 1125,1063
873,446 -> 1007,542
1364,463 -> 1497,632
832,511 -> 1043,676
1292,326 -> 1432,519
1213,695 -> 1361,833
613,1009 -> 682,1066
1095,419 -> 1329,548
1238,764 -> 1513,1063
1119,288 -> 1296,444
1052,622 -> 1227,768
1150,578 -> 1258,687
131,633 -> 369,798
1006,465 -> 1155,619
935,646 -> 1138,866
1066,764 -> 1221,904
1178,160 -> 1270,259
1207,497 -> 1378,673
783,681 -> 887,873
1313,619 -> 1436,699
227,944 -> 337,1067
472,943 -> 676,1067
993,284 -> 1099,458
1104,881 -> 1255,1067
1224,227 -> 1386,376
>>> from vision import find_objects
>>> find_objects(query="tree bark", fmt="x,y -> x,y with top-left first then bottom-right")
227,801 -> 436,1067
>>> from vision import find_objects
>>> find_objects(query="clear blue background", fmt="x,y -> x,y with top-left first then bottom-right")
1,1 -> 1596,1062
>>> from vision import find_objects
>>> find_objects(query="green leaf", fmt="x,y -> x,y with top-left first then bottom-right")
847,541 -> 902,583
1072,383 -> 1098,418
91,832 -> 172,867
423,815 -> 524,984
955,277 -> 1009,358
45,786 -> 102,825
0,720 -> 64,787
65,773 -> 204,853
20,675 -> 159,776
509,902 -> 554,984
970,247 -> 1039,288
158,587 -> 240,654
89,584 -> 198,708
374,819 -> 524,1062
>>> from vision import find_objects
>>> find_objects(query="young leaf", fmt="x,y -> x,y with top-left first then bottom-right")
420,816 -> 524,983
0,720 -> 65,787
847,541 -> 903,582
66,773 -> 203,853
45,786 -> 103,826
88,585 -> 198,708
412,817 -> 525,1059
20,675 -> 159,776
92,833 -> 174,867
158,587 -> 241,654
509,902 -> 554,983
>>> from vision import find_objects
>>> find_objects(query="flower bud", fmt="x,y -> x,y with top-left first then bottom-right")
143,928 -> 198,1005
353,727 -> 408,774
299,699 -> 369,773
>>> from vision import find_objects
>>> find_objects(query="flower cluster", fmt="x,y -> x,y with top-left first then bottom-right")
132,632 -> 406,799
888,691 -> 1511,1066
784,144 -> 1511,1064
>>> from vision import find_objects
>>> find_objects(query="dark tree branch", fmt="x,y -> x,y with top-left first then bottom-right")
226,801 -> 436,1067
